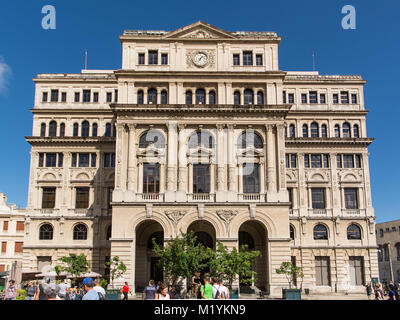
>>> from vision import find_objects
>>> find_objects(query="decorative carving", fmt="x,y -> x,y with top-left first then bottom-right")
249,204 -> 256,219
198,204 -> 204,219
146,204 -> 153,219
165,210 -> 186,225
186,49 -> 216,69
217,210 -> 238,225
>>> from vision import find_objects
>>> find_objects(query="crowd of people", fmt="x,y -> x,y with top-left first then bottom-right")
366,281 -> 400,300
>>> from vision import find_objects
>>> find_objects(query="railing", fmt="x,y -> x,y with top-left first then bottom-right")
309,209 -> 327,215
239,193 -> 261,201
289,209 -> 299,216
40,209 -> 58,214
137,193 -> 164,202
188,193 -> 215,202
342,209 -> 361,215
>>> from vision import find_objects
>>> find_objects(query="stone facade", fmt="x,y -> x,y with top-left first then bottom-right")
376,220 -> 400,284
23,21 -> 378,297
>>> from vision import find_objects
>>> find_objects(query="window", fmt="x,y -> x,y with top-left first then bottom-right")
289,124 -> 295,138
107,188 -> 113,209
161,53 -> 168,65
78,153 -> 90,167
288,93 -> 295,104
301,94 -> 307,104
3,221 -> 8,231
320,94 -> 326,104
61,92 -> 67,102
42,188 -> 56,209
74,92 -> 80,102
256,54 -> 263,66
257,91 -> 264,105
311,188 -> 325,209
333,94 -> 339,104
209,91 -> 216,104
282,91 -> 287,104
58,153 -> 63,167
39,153 -> 44,167
193,164 -> 210,194
344,188 -> 358,209
16,221 -> 24,231
378,246 -> 383,261
188,131 -> 214,149
384,245 -> 389,261
379,229 -> 383,238
186,91 -> 193,104
83,90 -> 91,103
106,92 -> 112,103
311,122 -> 319,138
302,124 -> 308,138
288,188 -> 293,209
39,224 -> 53,240
234,91 -> 240,105
40,123 -> 46,137
71,153 -> 77,167
321,124 -> 327,138
323,154 -> 329,168
50,90 -> 59,102
285,154 -> 297,168
81,121 -> 90,137
342,123 -> 351,138
42,92 -> 48,103
353,124 -> 360,138
195,89 -> 206,104
73,123 -> 79,137
243,163 -> 259,193
92,123 -> 98,137
334,125 -> 340,138
309,91 -> 318,104
290,226 -> 295,240
60,123 -> 65,137
243,51 -> 253,65
148,89 -> 157,104
49,121 -> 57,137
45,153 -> 57,167
341,91 -> 349,104
343,155 -> 354,168
243,89 -> 254,105
396,244 -> 400,261
310,155 -> 322,168
104,153 -> 116,168
137,90 -> 144,104
76,188 -> 89,209
105,123 -> 112,137
138,53 -> 145,65
114,90 -> 118,102
148,51 -> 158,65
91,154 -> 97,167
315,256 -> 331,286
238,131 -> 263,149
351,94 -> 358,104
1,242 -> 6,253
139,130 -> 166,148
161,90 -> 168,104
14,242 -> 23,254
143,163 -> 160,194
304,154 -> 310,168
233,54 -> 240,66
93,92 -> 99,103
314,224 -> 328,240
347,224 -> 361,240
73,224 -> 88,240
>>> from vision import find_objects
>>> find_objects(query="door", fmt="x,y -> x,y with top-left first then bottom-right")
315,256 -> 331,286
150,257 -> 163,284
349,257 -> 364,286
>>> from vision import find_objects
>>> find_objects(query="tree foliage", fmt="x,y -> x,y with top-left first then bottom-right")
105,256 -> 127,288
60,254 -> 89,280
275,262 -> 304,289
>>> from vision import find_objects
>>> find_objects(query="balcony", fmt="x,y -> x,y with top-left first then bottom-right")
308,209 -> 327,215
342,209 -> 363,216
188,193 -> 215,202
238,193 -> 265,202
137,193 -> 164,202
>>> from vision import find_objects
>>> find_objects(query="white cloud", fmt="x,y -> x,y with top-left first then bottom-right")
0,57 -> 11,94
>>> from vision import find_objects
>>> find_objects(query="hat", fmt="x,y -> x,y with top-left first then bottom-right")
82,277 -> 95,285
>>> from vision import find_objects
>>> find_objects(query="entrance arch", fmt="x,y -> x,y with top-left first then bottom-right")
239,220 -> 268,292
188,220 -> 216,249
135,220 -> 164,291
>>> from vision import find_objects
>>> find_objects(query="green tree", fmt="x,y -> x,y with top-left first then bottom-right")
152,231 -> 209,286
275,261 -> 304,289
59,254 -> 89,281
105,256 -> 127,288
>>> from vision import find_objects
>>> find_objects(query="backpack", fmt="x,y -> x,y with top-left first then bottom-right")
213,285 -> 222,299
97,292 -> 105,300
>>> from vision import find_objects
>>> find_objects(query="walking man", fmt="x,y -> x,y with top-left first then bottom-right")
142,280 -> 156,300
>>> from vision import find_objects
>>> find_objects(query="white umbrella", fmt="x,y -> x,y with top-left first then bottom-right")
66,271 -> 102,279
35,271 -> 68,278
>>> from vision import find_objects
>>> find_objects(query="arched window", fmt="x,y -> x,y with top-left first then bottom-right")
92,123 -> 98,137
137,90 -> 144,104
234,91 -> 240,105
290,225 -> 295,240
239,231 -> 255,250
73,123 -> 79,137
244,89 -> 254,105
194,232 -> 213,249
334,124 -> 340,138
384,245 -> 389,261
147,231 -> 164,250
347,224 -> 361,240
257,91 -> 264,105
73,224 -> 88,240
313,224 -> 328,240
353,124 -> 360,138
105,123 -> 111,137
302,124 -> 308,138
311,122 -> 319,138
237,131 -> 263,149
60,123 -> 65,137
396,243 -> 400,261
188,130 -> 214,149
39,224 -> 53,240
161,90 -> 168,104
81,121 -> 90,137
378,245 -> 383,262
139,130 -> 166,148
195,89 -> 206,104
40,123 -> 46,137
106,226 -> 111,241
112,124 -> 116,137
209,91 -> 216,105
342,122 -> 351,138
49,121 -> 57,137
148,89 -> 157,104
321,124 -> 327,138
289,124 -> 295,138
186,90 -> 193,105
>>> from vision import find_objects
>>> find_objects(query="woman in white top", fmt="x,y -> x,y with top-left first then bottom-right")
155,284 -> 170,300
218,280 -> 229,299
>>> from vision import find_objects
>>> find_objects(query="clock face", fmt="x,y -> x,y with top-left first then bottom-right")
193,52 -> 208,67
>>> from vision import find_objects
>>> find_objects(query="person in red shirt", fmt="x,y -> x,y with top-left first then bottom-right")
122,282 -> 130,300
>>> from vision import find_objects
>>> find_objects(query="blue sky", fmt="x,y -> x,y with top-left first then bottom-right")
0,0 -> 398,223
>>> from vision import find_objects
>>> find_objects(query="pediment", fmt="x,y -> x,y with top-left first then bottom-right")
163,21 -> 236,40
187,146 -> 214,158
239,147 -> 264,157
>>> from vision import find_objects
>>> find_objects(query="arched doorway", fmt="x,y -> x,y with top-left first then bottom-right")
238,220 -> 268,292
135,220 -> 164,291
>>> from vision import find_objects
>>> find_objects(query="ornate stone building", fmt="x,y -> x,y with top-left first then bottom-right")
23,21 -> 378,297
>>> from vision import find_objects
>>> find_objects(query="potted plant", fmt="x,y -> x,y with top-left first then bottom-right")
276,262 -> 304,300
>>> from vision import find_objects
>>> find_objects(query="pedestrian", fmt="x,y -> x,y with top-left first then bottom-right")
82,278 -> 99,300
155,281 -> 161,291
218,280 -> 229,300
142,280 -> 156,300
38,278 -> 50,300
200,276 -> 213,300
121,282 -> 130,300
43,283 -> 59,301
25,281 -> 39,300
155,283 -> 170,300
389,281 -> 399,300
4,280 -> 17,300
191,272 -> 202,299
68,287 -> 77,300
365,282 -> 372,300
374,283 -> 384,300
388,284 -> 397,301
93,279 -> 106,300
57,279 -> 68,300
212,277 -> 222,299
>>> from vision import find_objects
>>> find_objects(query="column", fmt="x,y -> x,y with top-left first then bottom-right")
166,122 -> 178,201
216,124 -> 225,191
127,124 -> 137,194
227,125 -> 237,192
178,124 -> 187,192
259,159 -> 265,194
266,124 -> 277,199
188,162 -> 193,194
138,162 -> 143,194
113,124 -> 125,201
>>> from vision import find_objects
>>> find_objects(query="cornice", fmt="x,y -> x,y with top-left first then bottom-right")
285,137 -> 374,147
30,108 -> 113,115
25,136 -> 116,146
287,109 -> 369,116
